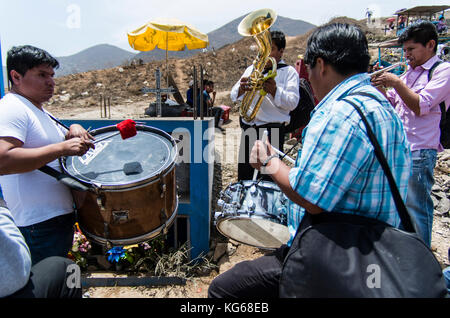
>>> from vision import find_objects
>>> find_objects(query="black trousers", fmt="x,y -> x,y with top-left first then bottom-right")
238,118 -> 285,181
18,213 -> 75,266
208,245 -> 290,298
211,107 -> 224,128
9,256 -> 82,298
198,107 -> 224,128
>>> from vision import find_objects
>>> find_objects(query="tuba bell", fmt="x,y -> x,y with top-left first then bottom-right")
238,8 -> 277,122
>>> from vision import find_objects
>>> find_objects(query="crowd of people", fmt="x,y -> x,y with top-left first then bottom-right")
0,19 -> 449,298
382,14 -> 448,37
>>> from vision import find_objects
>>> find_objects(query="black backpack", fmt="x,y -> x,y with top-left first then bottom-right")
429,61 -> 450,149
265,63 -> 316,134
285,77 -> 316,134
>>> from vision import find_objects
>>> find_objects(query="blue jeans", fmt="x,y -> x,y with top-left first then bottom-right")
19,213 -> 76,265
406,149 -> 437,247
443,267 -> 450,295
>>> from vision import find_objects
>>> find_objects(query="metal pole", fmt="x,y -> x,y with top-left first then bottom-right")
108,97 -> 111,119
156,68 -> 162,117
0,38 -> 5,98
103,95 -> 107,118
193,66 -> 197,120
100,95 -> 103,117
166,32 -> 169,88
199,65 -> 204,120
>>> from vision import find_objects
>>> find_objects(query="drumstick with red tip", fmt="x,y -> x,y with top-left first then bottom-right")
93,119 -> 137,144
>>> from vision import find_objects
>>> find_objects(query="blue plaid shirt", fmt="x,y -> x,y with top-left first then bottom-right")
287,73 -> 411,246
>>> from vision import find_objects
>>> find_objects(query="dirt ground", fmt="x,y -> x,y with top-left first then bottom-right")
46,100 -> 450,298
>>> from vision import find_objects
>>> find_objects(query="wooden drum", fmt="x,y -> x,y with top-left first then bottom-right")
61,124 -> 178,246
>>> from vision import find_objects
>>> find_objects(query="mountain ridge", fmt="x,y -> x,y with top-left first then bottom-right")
55,15 -> 315,77
55,44 -> 135,77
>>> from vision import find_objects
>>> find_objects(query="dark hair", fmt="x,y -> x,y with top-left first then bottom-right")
270,30 -> 286,50
398,21 -> 438,53
6,45 -> 59,84
304,23 -> 370,76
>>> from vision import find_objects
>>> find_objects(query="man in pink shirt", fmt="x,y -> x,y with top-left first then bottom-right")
372,21 -> 450,247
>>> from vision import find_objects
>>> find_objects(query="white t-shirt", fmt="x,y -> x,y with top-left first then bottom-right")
230,60 -> 300,126
0,93 -> 74,227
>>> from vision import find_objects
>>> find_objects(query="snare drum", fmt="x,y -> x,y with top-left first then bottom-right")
214,180 -> 290,250
61,124 -> 178,246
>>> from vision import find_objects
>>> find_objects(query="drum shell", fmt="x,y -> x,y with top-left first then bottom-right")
62,124 -> 178,245
214,180 -> 290,250
74,167 -> 177,245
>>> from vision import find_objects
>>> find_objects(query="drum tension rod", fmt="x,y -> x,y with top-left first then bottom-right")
160,209 -> 169,235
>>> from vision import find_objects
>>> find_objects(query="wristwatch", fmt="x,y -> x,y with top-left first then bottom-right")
262,154 -> 278,167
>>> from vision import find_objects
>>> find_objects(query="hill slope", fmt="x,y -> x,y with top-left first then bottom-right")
49,17 -> 367,110
53,15 -> 315,77
55,44 -> 135,77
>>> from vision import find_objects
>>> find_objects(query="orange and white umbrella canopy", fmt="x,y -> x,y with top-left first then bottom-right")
127,17 -> 209,52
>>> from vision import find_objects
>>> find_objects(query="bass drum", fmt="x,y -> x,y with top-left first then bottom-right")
214,180 -> 290,250
61,124 -> 178,246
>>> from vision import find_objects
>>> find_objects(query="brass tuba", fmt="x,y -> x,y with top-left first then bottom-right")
238,8 -> 277,122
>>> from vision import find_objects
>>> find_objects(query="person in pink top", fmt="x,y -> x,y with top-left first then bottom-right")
372,21 -> 450,247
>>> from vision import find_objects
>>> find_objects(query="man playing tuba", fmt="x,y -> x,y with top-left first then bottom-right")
231,27 -> 300,181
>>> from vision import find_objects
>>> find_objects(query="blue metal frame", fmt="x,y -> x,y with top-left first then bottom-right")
377,42 -> 405,76
0,38 -> 4,199
0,39 -> 5,98
61,118 -> 214,260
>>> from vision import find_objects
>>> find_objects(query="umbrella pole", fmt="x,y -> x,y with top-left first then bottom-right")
166,32 -> 169,88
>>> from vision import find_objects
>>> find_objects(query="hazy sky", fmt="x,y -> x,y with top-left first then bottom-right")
0,0 -> 449,63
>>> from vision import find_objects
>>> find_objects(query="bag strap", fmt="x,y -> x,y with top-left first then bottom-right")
38,114 -> 68,182
262,62 -> 288,75
45,112 -> 70,131
38,165 -> 89,192
340,92 -> 417,233
428,61 -> 447,125
37,115 -> 89,192
428,61 -> 443,81
38,165 -> 62,179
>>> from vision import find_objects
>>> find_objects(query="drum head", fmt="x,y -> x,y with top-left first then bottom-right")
216,216 -> 290,250
63,125 -> 177,189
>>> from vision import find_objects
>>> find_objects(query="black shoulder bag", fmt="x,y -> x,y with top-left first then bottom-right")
279,93 -> 447,298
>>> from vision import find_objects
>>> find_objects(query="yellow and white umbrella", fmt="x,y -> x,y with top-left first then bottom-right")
127,17 -> 209,83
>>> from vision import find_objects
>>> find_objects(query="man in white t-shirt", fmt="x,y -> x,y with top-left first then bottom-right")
0,45 -> 94,265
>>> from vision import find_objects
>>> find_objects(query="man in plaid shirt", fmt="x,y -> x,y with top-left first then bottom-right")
285,73 -> 411,246
208,23 -> 411,298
